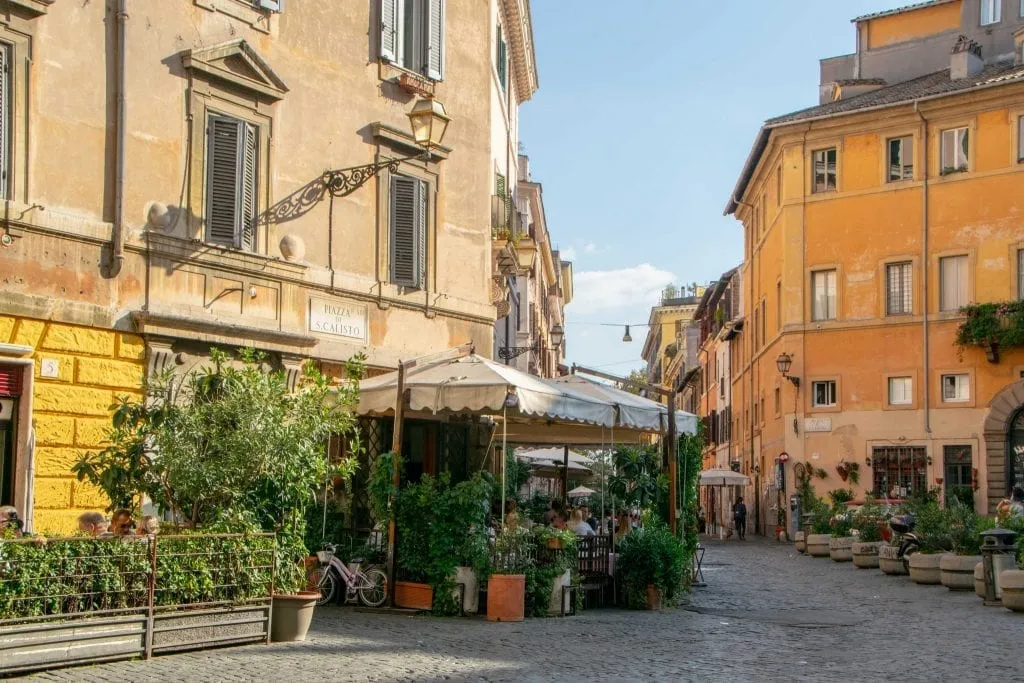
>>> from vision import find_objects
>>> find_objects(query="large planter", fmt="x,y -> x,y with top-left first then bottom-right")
486,574 -> 525,622
454,567 -> 479,615
645,584 -> 662,611
271,592 -> 317,642
829,536 -> 854,562
851,541 -> 882,569
1000,570 -> 1024,612
879,544 -> 908,575
908,553 -> 942,585
974,562 -> 985,598
940,554 -> 982,591
806,534 -> 831,558
395,581 -> 434,611
547,569 -> 572,615
794,531 -> 806,554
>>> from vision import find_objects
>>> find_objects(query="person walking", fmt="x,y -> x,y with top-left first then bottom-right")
732,497 -> 747,541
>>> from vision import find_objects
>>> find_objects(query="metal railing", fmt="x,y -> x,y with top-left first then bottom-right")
0,533 -> 275,674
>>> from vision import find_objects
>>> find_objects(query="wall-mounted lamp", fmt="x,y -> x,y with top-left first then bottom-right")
775,352 -> 800,389
622,325 -> 632,343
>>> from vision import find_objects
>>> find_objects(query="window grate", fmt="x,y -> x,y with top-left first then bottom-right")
872,446 -> 927,499
886,262 -> 912,315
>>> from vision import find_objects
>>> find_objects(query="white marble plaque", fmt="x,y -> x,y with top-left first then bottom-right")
309,297 -> 368,342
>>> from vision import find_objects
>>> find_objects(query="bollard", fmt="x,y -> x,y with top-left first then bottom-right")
980,528 -> 1018,606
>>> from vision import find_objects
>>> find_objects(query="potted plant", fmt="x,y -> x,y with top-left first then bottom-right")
827,490 -> 855,562
1002,550 -> 1024,612
907,500 -> 949,585
851,498 -> 885,569
530,528 -> 578,616
805,499 -> 833,558
487,527 -> 532,621
939,503 -> 992,591
615,522 -> 686,610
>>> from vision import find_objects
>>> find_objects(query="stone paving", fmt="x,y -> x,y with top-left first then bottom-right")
23,537 -> 1024,682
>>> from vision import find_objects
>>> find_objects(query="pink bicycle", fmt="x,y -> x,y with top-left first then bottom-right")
311,543 -> 388,607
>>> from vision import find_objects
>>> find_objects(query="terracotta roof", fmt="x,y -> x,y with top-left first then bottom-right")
851,0 -> 958,23
833,78 -> 887,86
768,61 -> 1024,125
725,60 -> 1024,215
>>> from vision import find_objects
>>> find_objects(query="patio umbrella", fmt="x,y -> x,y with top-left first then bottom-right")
549,374 -> 698,434
567,485 -> 596,498
699,469 -> 751,487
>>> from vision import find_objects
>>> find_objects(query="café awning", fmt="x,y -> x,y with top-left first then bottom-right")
550,374 -> 698,434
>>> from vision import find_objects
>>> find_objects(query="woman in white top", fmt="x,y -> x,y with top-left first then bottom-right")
571,509 -> 595,536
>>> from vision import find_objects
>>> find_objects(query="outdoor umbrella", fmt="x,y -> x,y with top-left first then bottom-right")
699,469 -> 751,487
567,485 -> 596,498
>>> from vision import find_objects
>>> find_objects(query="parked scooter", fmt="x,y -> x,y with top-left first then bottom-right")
888,512 -> 920,572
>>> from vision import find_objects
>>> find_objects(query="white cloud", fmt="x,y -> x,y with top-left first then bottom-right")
583,242 -> 597,254
571,263 -> 675,314
561,246 -> 577,261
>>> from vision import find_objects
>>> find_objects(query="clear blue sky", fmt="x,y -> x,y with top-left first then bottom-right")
519,0 -> 910,374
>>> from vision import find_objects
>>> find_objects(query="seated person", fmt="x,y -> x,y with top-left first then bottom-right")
571,509 -> 595,536
77,511 -> 110,537
0,505 -> 23,537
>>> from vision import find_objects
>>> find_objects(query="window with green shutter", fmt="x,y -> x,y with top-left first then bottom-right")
496,23 -> 507,91
390,174 -> 427,288
205,114 -> 258,250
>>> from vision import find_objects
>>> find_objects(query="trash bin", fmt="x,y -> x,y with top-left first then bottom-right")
980,528 -> 1018,605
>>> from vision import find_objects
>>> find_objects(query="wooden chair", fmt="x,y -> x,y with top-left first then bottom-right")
575,534 -> 612,607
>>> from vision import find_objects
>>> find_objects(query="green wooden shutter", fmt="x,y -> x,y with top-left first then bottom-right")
380,0 -> 398,62
426,0 -> 444,80
240,123 -> 258,251
496,24 -> 507,91
206,114 -> 242,247
390,175 -> 419,287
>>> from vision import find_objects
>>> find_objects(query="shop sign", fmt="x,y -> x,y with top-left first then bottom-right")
308,297 -> 368,342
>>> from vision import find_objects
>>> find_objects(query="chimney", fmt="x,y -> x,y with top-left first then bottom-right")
1015,26 -> 1024,66
950,34 -> 983,80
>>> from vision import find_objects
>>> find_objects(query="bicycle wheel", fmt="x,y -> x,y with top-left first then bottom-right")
357,568 -> 388,608
315,569 -> 339,607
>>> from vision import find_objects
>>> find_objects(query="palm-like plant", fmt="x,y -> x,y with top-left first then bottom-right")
608,445 -> 663,510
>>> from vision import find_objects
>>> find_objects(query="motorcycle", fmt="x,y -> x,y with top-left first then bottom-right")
888,512 -> 920,572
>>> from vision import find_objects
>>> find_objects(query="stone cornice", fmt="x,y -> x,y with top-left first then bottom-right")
500,0 -> 538,103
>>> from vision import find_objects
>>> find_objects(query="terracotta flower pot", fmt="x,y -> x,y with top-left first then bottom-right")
271,592 -> 318,642
645,584 -> 662,611
806,534 -> 831,558
851,541 -> 882,569
486,574 -> 525,622
908,552 -> 942,585
395,581 -> 434,611
829,536 -> 854,562
940,554 -> 982,591
878,544 -> 908,575
1000,569 -> 1024,612
794,531 -> 806,554
546,538 -> 563,550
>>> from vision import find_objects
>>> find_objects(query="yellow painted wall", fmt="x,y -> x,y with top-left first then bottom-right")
865,1 -> 961,49
732,86 -> 1024,520
0,316 -> 145,533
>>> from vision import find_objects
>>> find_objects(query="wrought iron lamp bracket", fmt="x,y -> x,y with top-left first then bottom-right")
321,150 -> 430,198
497,342 -> 537,361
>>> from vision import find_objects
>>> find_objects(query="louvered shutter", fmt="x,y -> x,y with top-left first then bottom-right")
496,26 -> 507,91
240,123 -> 258,251
390,175 -> 419,287
380,0 -> 399,62
0,366 -> 22,397
0,45 -> 9,200
416,179 -> 427,288
426,0 -> 444,80
206,115 -> 242,247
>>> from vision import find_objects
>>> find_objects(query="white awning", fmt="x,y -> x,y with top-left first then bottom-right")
700,469 -> 751,487
548,374 -> 698,434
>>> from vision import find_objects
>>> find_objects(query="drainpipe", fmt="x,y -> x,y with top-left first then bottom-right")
915,101 -> 931,435
109,0 -> 128,276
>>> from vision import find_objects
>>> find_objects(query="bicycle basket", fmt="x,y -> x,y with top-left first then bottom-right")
316,549 -> 333,563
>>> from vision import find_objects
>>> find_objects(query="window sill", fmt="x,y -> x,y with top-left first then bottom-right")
378,60 -> 438,93
6,0 -> 53,17
193,0 -> 272,33
885,402 -> 916,411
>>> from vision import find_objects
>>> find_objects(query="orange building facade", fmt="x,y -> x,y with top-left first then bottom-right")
726,2 -> 1024,534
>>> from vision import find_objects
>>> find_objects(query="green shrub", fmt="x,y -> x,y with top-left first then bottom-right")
808,498 -> 833,534
852,497 -> 885,543
616,521 -> 686,609
914,500 -> 951,554
946,502 -> 994,556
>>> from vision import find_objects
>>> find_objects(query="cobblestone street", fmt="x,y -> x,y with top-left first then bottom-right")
25,538 -> 1024,682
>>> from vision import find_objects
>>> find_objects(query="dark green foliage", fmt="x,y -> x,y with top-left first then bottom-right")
368,451 -> 402,526
808,498 -> 833,534
955,301 -> 1024,353
616,521 -> 686,609
913,500 -> 951,554
609,445 -> 664,511
0,533 -> 274,620
853,497 -> 885,543
945,501 -> 995,556
394,472 -> 491,616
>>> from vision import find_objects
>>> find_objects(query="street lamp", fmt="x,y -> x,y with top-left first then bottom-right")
550,323 -> 565,347
622,325 -> 632,342
775,352 -> 800,388
322,96 -> 449,198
